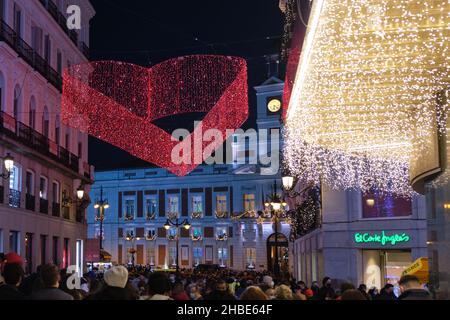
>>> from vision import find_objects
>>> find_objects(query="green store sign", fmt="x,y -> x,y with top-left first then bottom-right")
354,231 -> 410,246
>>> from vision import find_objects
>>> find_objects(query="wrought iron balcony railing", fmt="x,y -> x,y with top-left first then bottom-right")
191,234 -> 203,241
216,233 -> 228,241
215,211 -> 228,219
25,194 -> 36,211
191,212 -> 203,219
0,18 -> 62,91
8,189 -> 21,208
0,112 -> 82,176
124,213 -> 135,221
40,198 -> 49,214
146,234 -> 157,241
52,202 -> 61,217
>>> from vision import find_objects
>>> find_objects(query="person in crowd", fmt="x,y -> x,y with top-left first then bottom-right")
358,284 -> 371,300
341,289 -> 367,300
88,266 -> 135,300
336,282 -> 355,300
171,282 -> 189,300
60,273 -> 85,300
145,271 -> 173,300
240,286 -> 268,300
375,283 -> 397,300
187,283 -> 203,300
368,287 -> 378,300
30,264 -> 74,300
275,284 -> 294,300
262,275 -> 274,289
318,277 -> 336,300
0,253 -> 5,285
311,281 -> 320,298
20,265 -> 43,296
398,275 -> 431,300
204,279 -> 236,300
235,279 -> 248,298
0,263 -> 25,300
265,288 -> 276,300
297,281 -> 307,295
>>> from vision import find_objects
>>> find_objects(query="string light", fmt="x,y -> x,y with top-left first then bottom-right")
284,0 -> 450,195
61,55 -> 248,176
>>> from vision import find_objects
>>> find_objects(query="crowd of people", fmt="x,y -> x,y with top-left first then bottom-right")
0,252 -> 432,300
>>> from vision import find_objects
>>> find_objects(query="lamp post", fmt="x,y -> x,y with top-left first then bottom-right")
1,153 -> 14,180
164,218 -> 191,280
125,233 -> 140,266
94,186 -> 109,262
264,180 -> 287,277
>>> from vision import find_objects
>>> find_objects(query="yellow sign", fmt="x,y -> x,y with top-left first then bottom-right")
402,258 -> 429,283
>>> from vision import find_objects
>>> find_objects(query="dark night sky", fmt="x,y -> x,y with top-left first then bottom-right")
87,0 -> 285,170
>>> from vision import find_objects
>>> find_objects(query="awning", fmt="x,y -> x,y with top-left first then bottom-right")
100,250 -> 112,263
402,258 -> 429,284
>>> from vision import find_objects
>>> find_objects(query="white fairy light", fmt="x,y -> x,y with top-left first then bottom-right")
285,0 -> 450,195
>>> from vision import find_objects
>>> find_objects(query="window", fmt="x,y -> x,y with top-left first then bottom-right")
244,194 -> 255,212
218,247 -> 228,266
78,142 -> 82,158
168,228 -> 177,238
216,195 -> 227,213
146,228 -> 156,240
42,107 -> 49,137
39,176 -> 48,199
192,195 -> 203,213
362,191 -> 412,218
246,248 -> 256,268
192,227 -> 202,240
216,227 -> 227,238
52,181 -> 60,204
57,50 -> 62,75
13,3 -> 22,37
25,171 -> 35,195
13,85 -> 21,120
9,231 -> 20,253
52,236 -> 59,265
29,97 -> 36,129
145,198 -> 157,216
168,196 -> 179,215
55,116 -> 61,145
44,35 -> 51,64
0,71 -> 4,111
65,129 -> 70,150
124,198 -> 135,218
9,164 -> 21,191
31,25 -> 43,55
193,247 -> 202,266
0,0 -> 5,20
63,238 -> 69,269
125,228 -> 135,239
40,235 -> 47,264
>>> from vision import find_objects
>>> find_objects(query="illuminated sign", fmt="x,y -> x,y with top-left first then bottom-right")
354,231 -> 410,246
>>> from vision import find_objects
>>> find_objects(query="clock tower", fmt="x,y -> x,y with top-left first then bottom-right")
254,76 -> 284,132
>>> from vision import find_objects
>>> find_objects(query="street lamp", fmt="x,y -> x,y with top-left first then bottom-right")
264,180 -> 287,277
1,153 -> 14,180
164,218 -> 190,279
125,233 -> 141,266
94,186 -> 109,262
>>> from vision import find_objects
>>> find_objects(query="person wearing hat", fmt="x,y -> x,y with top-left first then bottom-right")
87,265 -> 136,300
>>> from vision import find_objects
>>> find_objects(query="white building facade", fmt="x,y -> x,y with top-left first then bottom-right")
0,0 -> 95,273
87,77 -> 293,273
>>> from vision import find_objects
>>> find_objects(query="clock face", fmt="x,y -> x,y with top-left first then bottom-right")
267,99 -> 281,113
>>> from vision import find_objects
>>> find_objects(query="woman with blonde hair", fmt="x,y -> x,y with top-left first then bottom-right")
275,284 -> 294,300
240,286 -> 268,300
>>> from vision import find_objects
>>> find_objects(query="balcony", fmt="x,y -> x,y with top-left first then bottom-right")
191,212 -> 203,219
0,112 -> 82,176
40,198 -> 49,214
38,0 -> 89,59
0,18 -> 62,91
0,186 -> 3,204
25,194 -> 36,211
215,211 -> 228,219
8,189 -> 21,208
52,202 -> 61,217
62,206 -> 70,220
124,213 -> 135,221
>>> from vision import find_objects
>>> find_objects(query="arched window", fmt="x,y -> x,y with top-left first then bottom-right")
29,96 -> 36,129
0,71 -> 5,112
13,85 -> 22,120
55,115 -> 61,145
42,106 -> 49,137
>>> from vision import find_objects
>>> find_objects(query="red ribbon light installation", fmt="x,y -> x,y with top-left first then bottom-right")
62,55 -> 248,176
